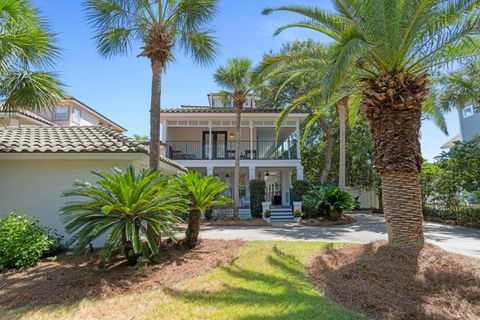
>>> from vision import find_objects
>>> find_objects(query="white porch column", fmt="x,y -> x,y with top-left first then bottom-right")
295,120 -> 301,159
249,120 -> 254,159
246,165 -> 255,202
206,166 -> 213,176
208,120 -> 212,160
296,165 -> 304,180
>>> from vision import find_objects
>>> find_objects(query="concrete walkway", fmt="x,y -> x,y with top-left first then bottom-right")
200,213 -> 480,257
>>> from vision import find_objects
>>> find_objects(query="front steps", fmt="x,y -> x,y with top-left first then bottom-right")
269,206 -> 293,221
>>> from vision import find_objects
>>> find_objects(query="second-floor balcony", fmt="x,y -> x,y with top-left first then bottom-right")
165,140 -> 298,160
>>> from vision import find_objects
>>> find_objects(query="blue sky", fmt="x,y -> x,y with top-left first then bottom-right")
32,0 -> 458,161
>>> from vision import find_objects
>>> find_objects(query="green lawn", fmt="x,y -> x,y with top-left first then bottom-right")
2,241 -> 365,320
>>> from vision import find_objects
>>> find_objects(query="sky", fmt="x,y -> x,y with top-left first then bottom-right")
32,0 -> 459,162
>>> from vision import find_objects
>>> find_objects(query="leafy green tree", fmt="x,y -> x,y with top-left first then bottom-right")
0,0 -> 64,112
437,59 -> 480,113
134,134 -> 149,141
264,0 -> 480,249
214,57 -> 255,219
61,166 -> 187,265
175,171 -> 230,248
85,0 -> 218,170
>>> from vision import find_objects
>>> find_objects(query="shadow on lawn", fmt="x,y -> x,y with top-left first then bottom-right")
0,240 -> 242,311
165,244 -> 362,320
307,241 -> 480,320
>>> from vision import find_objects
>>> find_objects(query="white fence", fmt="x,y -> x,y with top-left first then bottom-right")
345,187 -> 379,209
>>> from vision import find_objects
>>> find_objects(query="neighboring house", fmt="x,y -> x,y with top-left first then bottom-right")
0,96 -> 125,132
0,126 -> 185,236
159,93 -> 309,219
441,105 -> 480,149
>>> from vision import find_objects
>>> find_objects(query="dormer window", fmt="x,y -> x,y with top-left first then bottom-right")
53,106 -> 69,120
72,107 -> 81,124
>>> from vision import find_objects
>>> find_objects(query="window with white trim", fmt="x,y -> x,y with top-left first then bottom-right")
72,107 -> 81,124
463,105 -> 474,118
53,106 -> 69,120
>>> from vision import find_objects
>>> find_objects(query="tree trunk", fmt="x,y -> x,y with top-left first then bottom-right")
338,96 -> 347,190
185,208 -> 201,248
233,101 -> 242,220
149,60 -> 162,170
121,229 -> 137,266
362,72 -> 429,249
318,115 -> 333,184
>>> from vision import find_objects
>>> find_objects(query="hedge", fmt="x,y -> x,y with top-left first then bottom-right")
249,179 -> 266,218
423,206 -> 480,226
292,180 -> 309,202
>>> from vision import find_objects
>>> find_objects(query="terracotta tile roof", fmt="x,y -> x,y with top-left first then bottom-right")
0,126 -> 186,171
0,108 -> 55,126
162,107 -> 309,114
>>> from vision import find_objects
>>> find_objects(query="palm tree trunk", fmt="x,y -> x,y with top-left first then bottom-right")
149,60 -> 162,170
363,72 -> 428,249
233,103 -> 242,220
318,115 -> 333,184
185,208 -> 201,248
338,97 -> 347,190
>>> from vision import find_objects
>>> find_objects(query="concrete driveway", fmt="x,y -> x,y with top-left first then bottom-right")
200,213 -> 480,257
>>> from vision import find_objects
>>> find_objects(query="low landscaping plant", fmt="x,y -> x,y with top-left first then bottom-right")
0,212 -> 59,270
303,185 -> 353,221
264,209 -> 272,218
61,166 -> 188,266
423,205 -> 480,226
294,209 -> 304,218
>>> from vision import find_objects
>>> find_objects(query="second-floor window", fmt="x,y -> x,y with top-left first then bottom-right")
53,106 -> 69,120
72,107 -> 81,124
463,105 -> 474,118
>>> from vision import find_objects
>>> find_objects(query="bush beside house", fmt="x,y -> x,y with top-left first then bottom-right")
249,179 -> 266,218
292,180 -> 309,202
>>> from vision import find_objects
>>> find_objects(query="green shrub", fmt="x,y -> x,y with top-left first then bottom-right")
303,185 -> 353,220
292,180 -> 309,202
0,212 -> 57,270
423,206 -> 480,225
294,209 -> 304,218
264,209 -> 272,218
249,179 -> 266,218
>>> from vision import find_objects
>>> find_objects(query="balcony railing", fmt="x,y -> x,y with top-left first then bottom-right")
166,140 -> 298,160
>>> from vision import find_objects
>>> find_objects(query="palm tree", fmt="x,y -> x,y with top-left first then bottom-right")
61,166 -> 187,265
437,59 -> 480,113
264,0 -> 480,248
0,0 -> 64,113
214,57 -> 254,219
85,0 -> 218,170
175,171 -> 231,248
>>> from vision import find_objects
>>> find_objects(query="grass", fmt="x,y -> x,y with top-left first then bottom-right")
1,241 -> 365,320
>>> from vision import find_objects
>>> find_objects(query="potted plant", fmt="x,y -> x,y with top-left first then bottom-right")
264,209 -> 272,223
293,209 -> 303,223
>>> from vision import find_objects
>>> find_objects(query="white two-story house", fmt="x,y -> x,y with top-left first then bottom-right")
159,93 -> 309,217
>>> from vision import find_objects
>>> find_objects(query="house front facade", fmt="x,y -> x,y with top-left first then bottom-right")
159,93 -> 309,218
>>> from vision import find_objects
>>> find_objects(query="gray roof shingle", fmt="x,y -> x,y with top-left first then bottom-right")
0,126 -> 186,171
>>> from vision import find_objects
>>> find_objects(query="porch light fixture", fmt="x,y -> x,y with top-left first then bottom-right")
229,133 -> 235,139
226,174 -> 229,178
265,171 -> 270,177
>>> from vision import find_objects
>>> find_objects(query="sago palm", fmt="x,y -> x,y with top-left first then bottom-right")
214,57 -> 255,219
85,0 -> 218,170
175,171 -> 230,248
61,166 -> 187,265
0,0 -> 64,113
264,0 -> 480,248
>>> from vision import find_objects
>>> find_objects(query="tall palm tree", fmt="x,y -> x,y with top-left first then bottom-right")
214,57 -> 254,219
175,171 -> 230,248
437,59 -> 480,113
85,0 -> 218,170
264,0 -> 480,249
0,0 -> 64,113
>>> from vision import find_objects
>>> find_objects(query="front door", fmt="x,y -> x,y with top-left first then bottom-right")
203,131 -> 227,159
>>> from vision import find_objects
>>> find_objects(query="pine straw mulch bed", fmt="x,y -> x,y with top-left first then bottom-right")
306,241 -> 480,320
301,215 -> 355,227
0,239 -> 243,310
